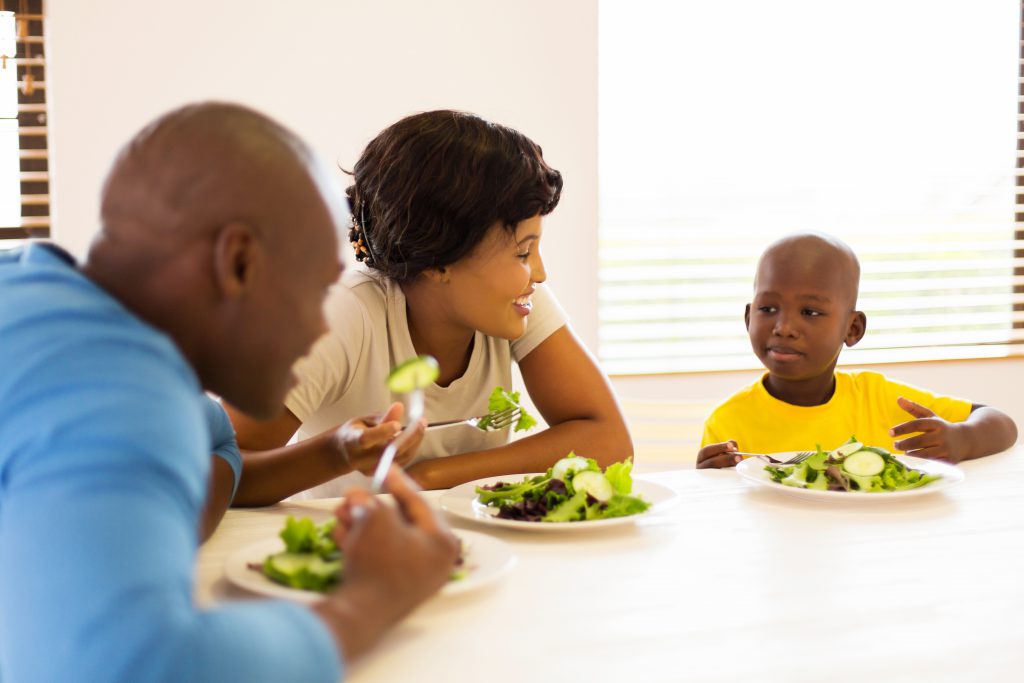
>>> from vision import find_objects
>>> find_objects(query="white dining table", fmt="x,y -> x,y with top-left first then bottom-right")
196,446 -> 1024,683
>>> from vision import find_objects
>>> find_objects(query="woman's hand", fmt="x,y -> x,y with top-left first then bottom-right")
331,402 -> 426,475
696,440 -> 740,469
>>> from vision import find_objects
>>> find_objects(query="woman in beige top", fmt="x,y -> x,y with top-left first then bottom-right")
226,110 -> 632,502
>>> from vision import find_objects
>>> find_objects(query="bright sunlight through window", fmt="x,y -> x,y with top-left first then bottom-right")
599,0 -> 1020,374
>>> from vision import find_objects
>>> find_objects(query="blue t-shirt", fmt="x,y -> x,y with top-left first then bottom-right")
0,243 -> 342,683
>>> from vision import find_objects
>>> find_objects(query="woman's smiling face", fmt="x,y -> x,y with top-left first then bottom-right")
442,215 -> 546,340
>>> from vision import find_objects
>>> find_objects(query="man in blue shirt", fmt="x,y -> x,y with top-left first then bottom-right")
0,102 -> 458,682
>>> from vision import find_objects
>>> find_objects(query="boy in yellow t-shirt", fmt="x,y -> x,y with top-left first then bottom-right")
697,233 -> 1017,468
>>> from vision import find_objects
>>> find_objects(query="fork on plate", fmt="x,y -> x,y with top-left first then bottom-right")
426,406 -> 522,432
733,451 -> 816,466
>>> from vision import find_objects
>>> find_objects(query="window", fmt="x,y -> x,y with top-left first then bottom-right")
1,0 -> 48,244
598,0 -> 1021,374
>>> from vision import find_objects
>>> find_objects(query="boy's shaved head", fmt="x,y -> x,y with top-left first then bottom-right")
755,232 -> 861,310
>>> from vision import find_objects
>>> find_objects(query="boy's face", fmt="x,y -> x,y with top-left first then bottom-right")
745,240 -> 865,386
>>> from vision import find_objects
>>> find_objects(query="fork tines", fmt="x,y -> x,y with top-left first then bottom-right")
478,406 -> 521,431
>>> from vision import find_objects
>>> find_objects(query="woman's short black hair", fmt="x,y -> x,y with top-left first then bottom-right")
345,110 -> 562,283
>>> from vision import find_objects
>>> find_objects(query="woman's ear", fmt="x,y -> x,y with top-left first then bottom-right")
845,310 -> 867,347
422,265 -> 450,285
212,221 -> 262,298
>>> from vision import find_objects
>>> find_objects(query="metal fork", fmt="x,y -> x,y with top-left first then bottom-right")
426,406 -> 522,432
734,451 -> 817,466
370,388 -> 425,492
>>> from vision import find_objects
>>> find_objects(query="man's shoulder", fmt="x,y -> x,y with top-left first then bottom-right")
2,257 -> 194,397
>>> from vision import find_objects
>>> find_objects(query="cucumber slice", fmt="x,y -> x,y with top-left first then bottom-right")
387,355 -> 440,393
571,470 -> 613,502
842,450 -> 885,477
805,451 -> 829,471
832,441 -> 864,458
551,456 -> 592,481
263,552 -> 341,591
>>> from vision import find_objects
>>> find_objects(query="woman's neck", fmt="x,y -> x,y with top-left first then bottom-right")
401,280 -> 475,388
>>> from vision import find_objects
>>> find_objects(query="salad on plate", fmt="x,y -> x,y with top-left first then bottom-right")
254,515 -> 467,593
475,454 -> 650,522
764,437 -> 943,493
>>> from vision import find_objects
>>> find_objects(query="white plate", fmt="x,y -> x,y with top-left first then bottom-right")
224,528 -> 515,603
439,474 -> 678,531
735,452 -> 965,501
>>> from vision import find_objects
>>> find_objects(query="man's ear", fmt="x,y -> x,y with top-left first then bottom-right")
744,303 -> 752,330
212,222 -> 261,298
845,310 -> 867,347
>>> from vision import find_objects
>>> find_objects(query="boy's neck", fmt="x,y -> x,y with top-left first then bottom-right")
762,372 -> 837,407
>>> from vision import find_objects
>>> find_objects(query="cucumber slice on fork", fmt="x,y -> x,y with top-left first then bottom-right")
387,355 -> 440,393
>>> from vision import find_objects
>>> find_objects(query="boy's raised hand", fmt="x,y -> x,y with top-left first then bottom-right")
331,402 -> 426,475
890,396 -> 968,463
697,440 -> 741,469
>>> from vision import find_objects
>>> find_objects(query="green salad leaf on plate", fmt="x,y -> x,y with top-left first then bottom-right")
475,454 -> 650,522
765,436 -> 943,493
258,515 -> 467,593
261,516 -> 342,592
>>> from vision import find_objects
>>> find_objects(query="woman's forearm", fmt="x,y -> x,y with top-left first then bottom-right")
408,415 -> 633,490
232,431 -> 350,506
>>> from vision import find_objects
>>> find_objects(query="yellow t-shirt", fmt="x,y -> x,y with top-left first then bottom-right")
700,370 -> 974,454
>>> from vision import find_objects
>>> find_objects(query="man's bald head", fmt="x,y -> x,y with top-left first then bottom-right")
755,232 -> 861,310
84,102 -> 345,417
96,102 -> 339,264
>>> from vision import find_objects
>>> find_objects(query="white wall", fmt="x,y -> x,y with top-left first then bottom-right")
43,0 -> 1023,426
44,0 -> 599,346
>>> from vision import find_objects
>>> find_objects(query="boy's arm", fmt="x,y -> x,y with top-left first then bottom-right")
696,409 -> 742,469
891,397 -> 1018,463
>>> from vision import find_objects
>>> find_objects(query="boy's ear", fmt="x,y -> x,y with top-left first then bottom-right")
212,221 -> 262,299
744,303 -> 752,330
844,310 -> 867,347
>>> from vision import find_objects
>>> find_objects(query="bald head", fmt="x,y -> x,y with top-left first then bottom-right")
95,102 -> 343,265
83,102 -> 345,417
755,233 -> 861,310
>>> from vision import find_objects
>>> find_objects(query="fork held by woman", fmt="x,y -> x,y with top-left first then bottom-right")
426,406 -> 522,432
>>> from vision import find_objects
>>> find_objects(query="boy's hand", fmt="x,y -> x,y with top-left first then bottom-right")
697,440 -> 741,469
890,396 -> 968,463
331,402 -> 426,475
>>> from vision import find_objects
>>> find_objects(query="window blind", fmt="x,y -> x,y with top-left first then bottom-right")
598,0 -> 1021,375
1,0 -> 48,241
